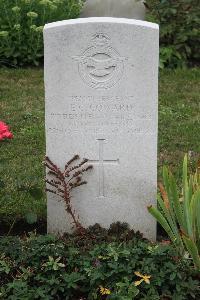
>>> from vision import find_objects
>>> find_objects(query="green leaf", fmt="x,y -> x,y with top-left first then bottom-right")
170,272 -> 176,280
148,206 -> 177,246
0,179 -> 5,188
169,175 -> 185,231
182,156 -> 193,237
157,194 -> 180,240
183,155 -> 188,194
182,235 -> 200,270
25,212 -> 37,224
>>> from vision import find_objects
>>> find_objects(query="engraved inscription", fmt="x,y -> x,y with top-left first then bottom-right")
72,33 -> 125,90
89,139 -> 119,198
47,95 -> 155,135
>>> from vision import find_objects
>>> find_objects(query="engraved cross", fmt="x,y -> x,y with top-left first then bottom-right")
89,139 -> 119,198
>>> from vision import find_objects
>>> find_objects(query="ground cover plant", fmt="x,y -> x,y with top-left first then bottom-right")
0,0 -> 83,66
0,223 -> 199,299
0,68 -> 199,229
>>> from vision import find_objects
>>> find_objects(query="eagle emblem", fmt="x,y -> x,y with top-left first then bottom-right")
72,33 -> 125,90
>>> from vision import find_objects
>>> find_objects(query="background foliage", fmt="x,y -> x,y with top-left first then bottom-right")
146,0 -> 200,68
0,0 -> 199,67
0,0 -> 82,66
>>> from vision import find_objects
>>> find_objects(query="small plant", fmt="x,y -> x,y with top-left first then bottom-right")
148,154 -> 200,270
44,155 -> 93,234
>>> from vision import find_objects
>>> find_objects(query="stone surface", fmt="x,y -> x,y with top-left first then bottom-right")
44,18 -> 159,240
80,0 -> 146,20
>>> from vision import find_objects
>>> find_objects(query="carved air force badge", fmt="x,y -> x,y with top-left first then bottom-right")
73,33 -> 125,90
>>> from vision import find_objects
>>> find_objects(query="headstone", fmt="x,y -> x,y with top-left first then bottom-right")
44,18 -> 159,240
80,0 -> 146,20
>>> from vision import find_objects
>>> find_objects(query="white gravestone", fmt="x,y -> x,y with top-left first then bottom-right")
80,0 -> 146,20
44,18 -> 159,240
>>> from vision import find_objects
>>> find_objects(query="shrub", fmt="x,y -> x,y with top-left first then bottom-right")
146,0 -> 200,68
0,0 -> 83,66
0,224 -> 199,299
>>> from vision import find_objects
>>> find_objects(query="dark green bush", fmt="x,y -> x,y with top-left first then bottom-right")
0,224 -> 199,299
1,1 -> 199,68
0,0 -> 82,66
146,0 -> 200,68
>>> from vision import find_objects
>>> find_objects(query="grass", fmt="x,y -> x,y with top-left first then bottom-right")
0,69 -> 45,223
158,69 -> 200,176
0,68 -> 199,223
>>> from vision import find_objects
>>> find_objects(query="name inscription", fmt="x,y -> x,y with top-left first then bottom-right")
47,95 -> 155,135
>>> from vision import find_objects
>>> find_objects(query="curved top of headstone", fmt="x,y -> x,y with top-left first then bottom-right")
44,17 -> 158,31
80,0 -> 146,20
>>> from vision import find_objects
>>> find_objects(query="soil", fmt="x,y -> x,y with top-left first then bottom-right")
0,219 -> 47,236
0,218 -> 167,241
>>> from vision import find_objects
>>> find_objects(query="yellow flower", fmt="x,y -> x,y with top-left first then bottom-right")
134,271 -> 151,286
99,286 -> 111,295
